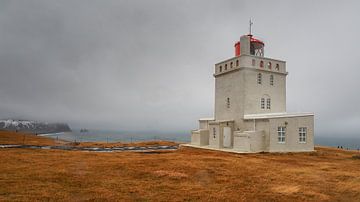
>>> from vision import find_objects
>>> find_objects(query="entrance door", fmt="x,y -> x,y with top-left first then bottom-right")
223,127 -> 231,148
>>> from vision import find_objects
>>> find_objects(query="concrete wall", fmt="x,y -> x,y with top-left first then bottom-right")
233,130 -> 265,152
268,116 -> 314,152
199,119 -> 213,130
214,70 -> 245,130
243,67 -> 287,115
233,131 -> 250,152
214,54 -> 286,131
208,123 -> 220,148
191,129 -> 210,146
247,130 -> 265,152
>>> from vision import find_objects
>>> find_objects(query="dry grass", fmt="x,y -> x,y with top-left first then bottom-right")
1,131 -> 360,201
0,130 -> 178,148
0,130 -> 65,146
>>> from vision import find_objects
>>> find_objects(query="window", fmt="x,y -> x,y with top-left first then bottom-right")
230,62 -> 233,68
270,75 -> 274,86
252,59 -> 256,66
226,97 -> 230,108
299,127 -> 307,143
236,60 -> 239,66
260,61 -> 264,68
278,127 -> 286,143
225,64 -> 228,70
275,64 -> 280,71
266,98 -> 271,109
261,98 -> 265,109
219,66 -> 222,72
213,128 -> 216,139
267,62 -> 272,69
257,73 -> 262,84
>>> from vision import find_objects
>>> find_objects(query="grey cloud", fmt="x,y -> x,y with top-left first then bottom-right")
0,0 -> 359,136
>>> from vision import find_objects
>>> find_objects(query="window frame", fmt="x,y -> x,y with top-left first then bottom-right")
266,98 -> 271,109
257,73 -> 262,84
261,98 -> 265,109
270,75 -> 274,86
277,126 -> 286,143
299,127 -> 307,143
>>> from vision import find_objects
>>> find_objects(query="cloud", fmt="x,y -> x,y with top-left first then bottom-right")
0,0 -> 359,136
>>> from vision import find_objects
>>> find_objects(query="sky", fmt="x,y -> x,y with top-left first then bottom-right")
0,0 -> 359,137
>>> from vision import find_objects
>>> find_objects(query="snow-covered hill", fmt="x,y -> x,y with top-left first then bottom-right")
0,119 -> 71,134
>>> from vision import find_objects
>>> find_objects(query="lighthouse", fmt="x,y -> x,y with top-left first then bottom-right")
189,29 -> 314,153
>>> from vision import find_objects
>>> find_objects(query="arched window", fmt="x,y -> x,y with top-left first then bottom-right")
230,62 -> 233,68
270,75 -> 274,86
260,61 -> 264,68
266,98 -> 271,109
257,73 -> 262,84
275,64 -> 280,71
252,59 -> 256,66
267,62 -> 272,69
261,98 -> 265,109
261,95 -> 270,110
225,64 -> 227,70
236,60 -> 239,66
219,66 -> 222,72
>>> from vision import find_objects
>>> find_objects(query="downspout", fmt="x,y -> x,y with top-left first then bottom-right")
253,118 -> 256,131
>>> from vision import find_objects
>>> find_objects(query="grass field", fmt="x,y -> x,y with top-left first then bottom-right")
1,131 -> 360,201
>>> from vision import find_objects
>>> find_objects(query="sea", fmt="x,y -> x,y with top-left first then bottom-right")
41,129 -> 360,150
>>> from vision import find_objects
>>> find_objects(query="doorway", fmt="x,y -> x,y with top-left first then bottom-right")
223,127 -> 231,148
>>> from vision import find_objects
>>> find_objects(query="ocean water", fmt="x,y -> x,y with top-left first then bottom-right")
42,129 -> 191,143
42,130 -> 360,150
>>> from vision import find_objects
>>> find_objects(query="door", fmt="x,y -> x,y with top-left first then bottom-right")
223,127 -> 231,147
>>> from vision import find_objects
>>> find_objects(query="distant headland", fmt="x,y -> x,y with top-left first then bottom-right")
0,119 -> 71,134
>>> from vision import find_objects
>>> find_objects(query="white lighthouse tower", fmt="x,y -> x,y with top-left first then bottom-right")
190,27 -> 314,153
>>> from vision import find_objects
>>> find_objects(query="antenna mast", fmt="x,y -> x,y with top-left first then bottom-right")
249,19 -> 253,35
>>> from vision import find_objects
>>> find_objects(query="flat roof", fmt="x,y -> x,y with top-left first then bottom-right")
244,112 -> 314,120
199,118 -> 215,121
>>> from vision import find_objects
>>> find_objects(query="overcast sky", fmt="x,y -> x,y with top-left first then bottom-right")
0,0 -> 359,136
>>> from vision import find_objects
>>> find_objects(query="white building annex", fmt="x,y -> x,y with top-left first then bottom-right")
189,30 -> 314,153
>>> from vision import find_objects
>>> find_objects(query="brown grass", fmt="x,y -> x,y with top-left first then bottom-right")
1,131 -> 360,201
0,130 -> 178,148
0,130 -> 65,146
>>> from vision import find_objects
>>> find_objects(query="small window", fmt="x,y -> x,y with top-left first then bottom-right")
261,98 -> 265,109
299,127 -> 307,143
213,128 -> 216,139
226,97 -> 230,108
257,73 -> 262,84
252,59 -> 256,66
225,64 -> 228,70
276,64 -> 280,71
230,62 -> 233,68
219,66 -> 222,72
260,61 -> 264,68
236,60 -> 239,66
270,75 -> 274,86
267,62 -> 272,69
278,127 -> 286,143
266,98 -> 271,109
